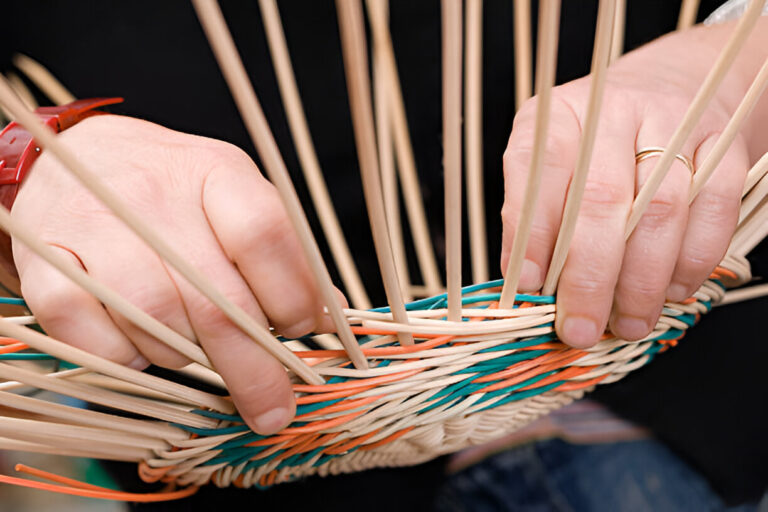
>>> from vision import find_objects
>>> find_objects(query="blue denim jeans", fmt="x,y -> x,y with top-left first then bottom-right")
435,438 -> 759,512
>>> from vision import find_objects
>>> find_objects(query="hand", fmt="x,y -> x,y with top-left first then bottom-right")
11,115 -> 338,434
501,22 -> 764,348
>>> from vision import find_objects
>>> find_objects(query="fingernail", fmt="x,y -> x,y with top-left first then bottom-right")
613,315 -> 650,341
127,355 -> 150,370
667,283 -> 688,302
561,315 -> 599,348
519,259 -> 543,291
253,407 -> 291,434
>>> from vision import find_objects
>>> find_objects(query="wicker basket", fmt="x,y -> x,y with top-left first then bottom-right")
0,0 -> 765,502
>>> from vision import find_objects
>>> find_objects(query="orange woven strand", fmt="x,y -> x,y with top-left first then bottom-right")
0,465 -> 198,502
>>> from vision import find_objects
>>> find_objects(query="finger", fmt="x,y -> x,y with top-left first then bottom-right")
610,117 -> 695,341
554,102 -> 637,348
203,155 -> 324,338
501,95 -> 581,291
76,235 -> 195,369
667,134 -> 748,301
314,287 -> 349,335
174,269 -> 295,435
15,244 -> 147,369
164,214 -> 295,435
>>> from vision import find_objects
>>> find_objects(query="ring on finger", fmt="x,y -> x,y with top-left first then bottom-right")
635,146 -> 695,176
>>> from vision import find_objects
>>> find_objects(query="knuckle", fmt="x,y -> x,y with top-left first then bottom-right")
253,209 -> 292,246
194,286 -> 258,335
203,144 -> 270,186
271,298 -> 317,338
618,275 -> 665,307
643,192 -> 683,224
194,300 -> 237,335
676,246 -> 722,286
228,361 -> 291,412
234,201 -> 292,256
625,278 -> 662,299
694,190 -> 739,226
243,365 -> 289,399
678,253 -> 716,277
207,139 -> 255,167
527,218 -> 557,253
500,202 -> 519,229
579,180 -> 630,219
502,146 -> 531,181
122,284 -> 180,321
505,97 -> 580,177
562,272 -> 613,301
25,281 -> 82,325
513,97 -> 539,126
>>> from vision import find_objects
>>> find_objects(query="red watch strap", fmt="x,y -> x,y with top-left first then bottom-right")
0,186 -> 18,279
35,97 -> 125,131
0,97 -> 123,187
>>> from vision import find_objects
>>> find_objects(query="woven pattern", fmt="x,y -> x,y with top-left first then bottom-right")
127,259 -> 746,489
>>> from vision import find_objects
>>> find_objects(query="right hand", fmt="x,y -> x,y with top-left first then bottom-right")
11,114 -> 340,434
501,22 -> 758,348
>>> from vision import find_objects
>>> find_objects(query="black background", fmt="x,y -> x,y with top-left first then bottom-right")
2,0 -> 766,508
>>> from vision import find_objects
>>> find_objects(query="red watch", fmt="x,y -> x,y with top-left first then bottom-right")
0,97 -> 123,272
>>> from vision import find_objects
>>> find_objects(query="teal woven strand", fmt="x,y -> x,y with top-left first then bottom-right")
0,297 -> 26,306
0,353 -> 56,360
476,381 -> 563,412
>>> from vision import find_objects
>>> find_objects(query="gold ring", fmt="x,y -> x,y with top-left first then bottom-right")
635,146 -> 695,175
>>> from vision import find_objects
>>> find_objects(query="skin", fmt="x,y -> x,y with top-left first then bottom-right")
7,17 -> 768,434
11,118 -> 339,435
502,17 -> 768,348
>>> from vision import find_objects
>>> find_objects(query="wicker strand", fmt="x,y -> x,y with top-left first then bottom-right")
542,0 -> 617,295
465,0 -> 489,284
442,0 -> 464,321
12,54 -> 76,105
366,0 -> 443,296
369,0 -> 413,303
257,0 -> 372,311
335,0 -> 414,345
191,0 -> 367,370
678,0 -> 702,30
500,0 -> 562,307
513,0 -> 533,110
609,0 -> 626,63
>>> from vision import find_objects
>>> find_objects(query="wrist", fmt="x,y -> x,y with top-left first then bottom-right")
0,98 -> 123,275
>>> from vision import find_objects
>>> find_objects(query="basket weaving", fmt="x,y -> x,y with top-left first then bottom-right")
0,0 -> 765,502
